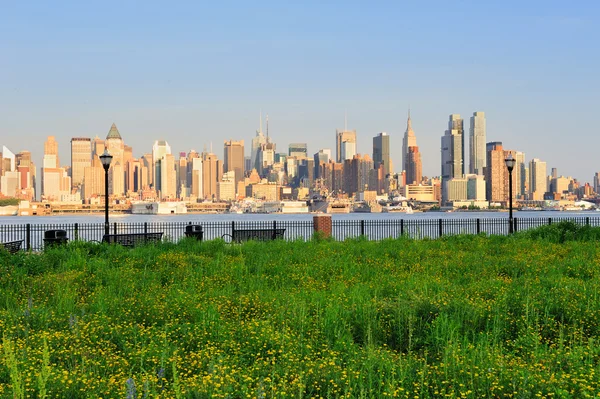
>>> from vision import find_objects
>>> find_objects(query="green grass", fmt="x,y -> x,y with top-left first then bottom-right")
0,226 -> 600,398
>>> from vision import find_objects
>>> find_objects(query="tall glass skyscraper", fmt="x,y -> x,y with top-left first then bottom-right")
469,111 -> 486,175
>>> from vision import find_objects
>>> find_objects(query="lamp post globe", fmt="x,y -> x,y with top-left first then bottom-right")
99,150 -> 113,235
505,153 -> 516,234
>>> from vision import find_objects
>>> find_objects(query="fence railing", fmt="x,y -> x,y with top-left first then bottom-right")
1,217 -> 599,252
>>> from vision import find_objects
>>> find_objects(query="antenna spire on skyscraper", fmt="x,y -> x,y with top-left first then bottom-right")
266,114 -> 269,140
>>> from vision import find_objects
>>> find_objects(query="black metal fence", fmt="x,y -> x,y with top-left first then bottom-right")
1,217 -> 599,252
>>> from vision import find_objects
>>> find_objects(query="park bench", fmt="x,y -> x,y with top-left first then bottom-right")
1,240 -> 23,254
222,228 -> 286,243
102,232 -> 163,247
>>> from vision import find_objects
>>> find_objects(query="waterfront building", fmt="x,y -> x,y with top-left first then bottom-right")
469,112 -> 486,175
224,139 -> 245,189
336,129 -> 357,163
529,158 -> 547,201
373,132 -> 391,177
406,146 -> 422,185
401,183 -> 436,202
71,137 -> 91,190
402,111 -> 417,173
594,172 -> 600,194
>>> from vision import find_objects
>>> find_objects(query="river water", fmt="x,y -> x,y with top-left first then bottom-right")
1,210 -> 597,225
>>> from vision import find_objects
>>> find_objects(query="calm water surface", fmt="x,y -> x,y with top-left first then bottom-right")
0,210 -> 597,225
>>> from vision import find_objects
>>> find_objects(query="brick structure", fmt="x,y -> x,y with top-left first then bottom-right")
313,214 -> 332,238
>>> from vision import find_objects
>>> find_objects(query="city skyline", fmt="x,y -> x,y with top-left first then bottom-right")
1,109 -> 598,189
2,1 -> 598,182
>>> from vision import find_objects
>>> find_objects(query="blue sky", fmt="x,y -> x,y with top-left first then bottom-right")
1,0 -> 598,181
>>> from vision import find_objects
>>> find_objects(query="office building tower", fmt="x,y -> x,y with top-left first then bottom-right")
467,174 -> 486,201
71,137 -> 92,189
191,157 -> 203,199
224,140 -> 245,189
159,153 -> 177,200
217,171 -> 236,201
343,154 -> 373,197
313,149 -> 332,179
83,155 -> 104,200
15,151 -> 36,201
441,114 -> 464,203
485,142 -> 508,203
140,154 -> 153,190
258,142 -> 276,176
402,111 -> 417,173
92,136 -> 105,158
44,136 -> 59,166
202,152 -> 222,200
152,140 -> 172,194
251,114 -> 267,171
594,173 -> 600,194
336,129 -> 357,163
2,146 -> 15,173
373,132 -> 391,177
447,177 -> 468,202
289,143 -> 308,159
514,151 -> 526,199
469,112 -> 486,175
529,158 -> 547,200
406,146 -> 422,185
105,124 -> 125,196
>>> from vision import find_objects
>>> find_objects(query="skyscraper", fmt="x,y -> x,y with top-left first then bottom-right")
202,152 -> 222,200
224,140 -> 245,189
469,112 -> 486,175
105,124 -> 125,196
251,114 -> 267,171
406,146 -> 422,185
152,140 -> 172,196
514,151 -> 526,199
402,111 -> 417,173
485,142 -> 509,203
441,114 -> 464,203
336,129 -> 357,163
288,143 -> 308,159
71,137 -> 91,189
529,158 -> 547,200
373,132 -> 391,177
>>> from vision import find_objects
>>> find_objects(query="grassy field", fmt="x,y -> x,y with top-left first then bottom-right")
1,222 -> 600,398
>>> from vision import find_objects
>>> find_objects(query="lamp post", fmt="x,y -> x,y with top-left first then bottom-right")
505,153 -> 516,234
99,150 -> 113,236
